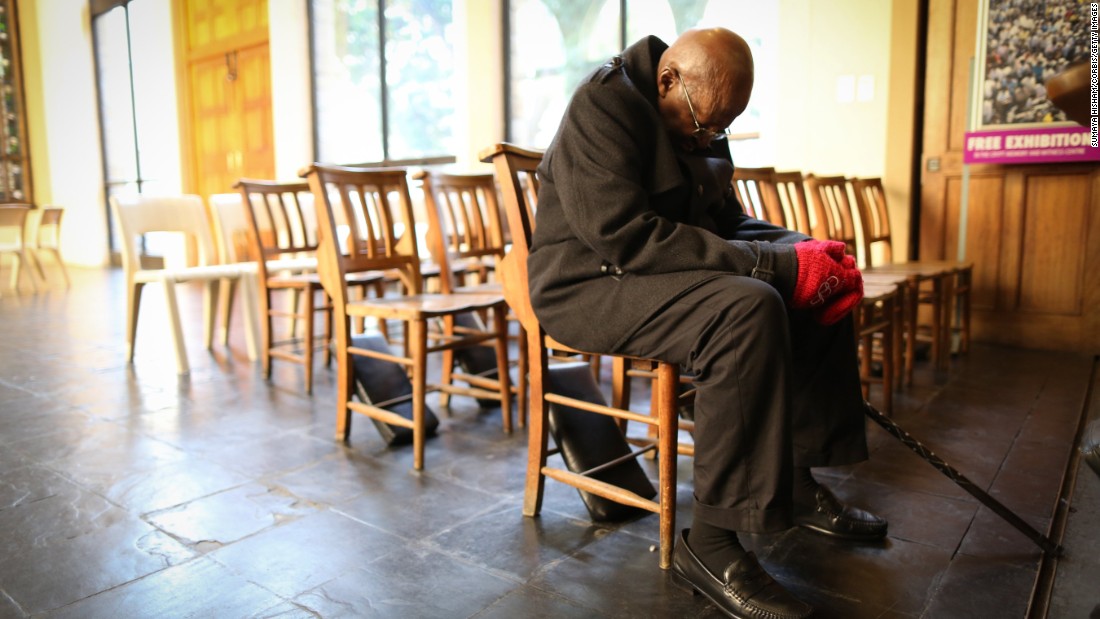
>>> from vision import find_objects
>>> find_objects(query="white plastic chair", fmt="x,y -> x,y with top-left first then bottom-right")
109,194 -> 259,374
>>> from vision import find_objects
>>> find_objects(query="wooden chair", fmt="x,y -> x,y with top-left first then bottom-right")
804,174 -> 952,381
414,169 -> 527,424
849,177 -> 973,358
109,194 -> 259,375
26,206 -> 70,288
731,166 -> 786,226
481,142 -> 687,569
218,182 -> 365,391
301,164 -> 512,470
0,204 -> 36,294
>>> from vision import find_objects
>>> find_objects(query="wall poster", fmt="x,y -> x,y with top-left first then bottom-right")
965,0 -> 1100,164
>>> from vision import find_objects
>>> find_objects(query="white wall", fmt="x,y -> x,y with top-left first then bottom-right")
773,0 -> 894,178
22,0 -> 110,267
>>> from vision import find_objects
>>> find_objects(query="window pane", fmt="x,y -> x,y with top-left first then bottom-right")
93,7 -> 138,186
508,0 -> 621,148
312,0 -> 384,163
384,0 -> 455,160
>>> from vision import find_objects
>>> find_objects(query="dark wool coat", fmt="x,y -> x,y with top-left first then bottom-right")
529,36 -> 805,352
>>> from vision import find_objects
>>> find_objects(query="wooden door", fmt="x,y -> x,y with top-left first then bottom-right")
921,0 -> 1100,353
180,0 -> 273,199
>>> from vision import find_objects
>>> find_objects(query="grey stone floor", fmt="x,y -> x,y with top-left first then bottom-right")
0,266 -> 1095,618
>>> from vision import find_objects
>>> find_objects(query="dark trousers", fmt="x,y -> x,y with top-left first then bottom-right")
613,275 -> 868,533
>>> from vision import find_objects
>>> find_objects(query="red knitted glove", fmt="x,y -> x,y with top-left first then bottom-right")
792,240 -> 862,324
813,277 -> 864,325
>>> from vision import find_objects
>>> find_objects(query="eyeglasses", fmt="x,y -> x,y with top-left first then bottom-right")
675,71 -> 733,142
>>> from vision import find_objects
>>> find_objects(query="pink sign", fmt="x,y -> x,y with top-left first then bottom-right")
963,126 -> 1100,164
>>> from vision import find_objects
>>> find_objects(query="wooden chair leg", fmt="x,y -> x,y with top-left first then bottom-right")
439,314 -> 456,409
937,275 -> 953,373
322,289 -> 333,368
334,311 -> 353,441
655,361 -> 678,570
410,318 -> 428,471
959,269 -> 972,354
493,305 -> 513,434
516,324 -> 529,428
261,288 -> 275,379
880,297 -> 895,416
904,279 -> 918,386
523,328 -> 550,517
303,285 -> 315,395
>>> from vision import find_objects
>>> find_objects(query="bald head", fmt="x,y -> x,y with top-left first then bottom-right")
655,28 -> 754,151
664,28 -> 754,119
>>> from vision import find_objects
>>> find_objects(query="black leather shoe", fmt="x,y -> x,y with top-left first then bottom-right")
795,485 -> 887,541
672,529 -> 813,619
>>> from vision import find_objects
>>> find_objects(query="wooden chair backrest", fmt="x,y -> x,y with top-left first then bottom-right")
848,177 -> 894,266
803,174 -> 861,260
773,171 -> 817,238
414,170 -> 506,293
234,179 -> 317,261
302,164 -> 421,306
479,143 -> 544,332
108,194 -> 219,274
35,207 -> 63,247
0,205 -> 30,247
731,166 -> 786,227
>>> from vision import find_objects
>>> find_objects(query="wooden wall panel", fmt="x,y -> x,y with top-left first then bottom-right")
951,174 -> 1003,310
1017,174 -> 1089,315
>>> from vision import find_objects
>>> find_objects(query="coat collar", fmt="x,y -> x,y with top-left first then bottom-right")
619,36 -> 684,196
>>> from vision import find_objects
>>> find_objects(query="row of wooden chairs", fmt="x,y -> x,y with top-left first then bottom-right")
111,167 -> 519,471
0,204 -> 70,294
735,167 -> 973,402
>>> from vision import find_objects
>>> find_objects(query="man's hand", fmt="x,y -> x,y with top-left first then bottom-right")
792,240 -> 863,325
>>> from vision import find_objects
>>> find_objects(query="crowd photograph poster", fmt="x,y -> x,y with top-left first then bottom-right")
965,0 -> 1099,164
